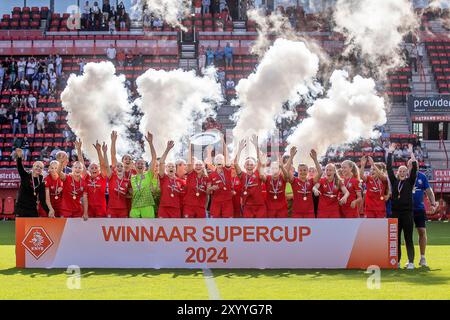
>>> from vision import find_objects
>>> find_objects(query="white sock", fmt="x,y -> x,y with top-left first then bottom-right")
421,255 -> 425,259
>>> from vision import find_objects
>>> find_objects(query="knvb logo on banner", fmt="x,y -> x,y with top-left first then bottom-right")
22,227 -> 54,259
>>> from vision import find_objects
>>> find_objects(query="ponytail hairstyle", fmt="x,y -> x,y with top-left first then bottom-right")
342,160 -> 360,181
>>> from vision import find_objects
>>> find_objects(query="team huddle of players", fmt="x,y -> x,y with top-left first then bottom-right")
25,131 -> 397,221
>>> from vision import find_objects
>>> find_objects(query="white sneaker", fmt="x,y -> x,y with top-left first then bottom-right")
419,257 -> 428,267
406,262 -> 415,270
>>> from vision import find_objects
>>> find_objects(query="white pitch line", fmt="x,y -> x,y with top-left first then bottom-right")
202,268 -> 221,300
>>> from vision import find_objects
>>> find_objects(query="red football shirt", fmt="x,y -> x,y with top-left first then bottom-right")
45,175 -> 63,209
365,175 -> 387,212
85,174 -> 107,209
340,177 -> 361,209
108,173 -> 131,210
183,171 -> 209,208
317,177 -> 340,214
291,177 -> 315,214
209,167 -> 233,202
265,175 -> 287,210
240,171 -> 265,206
60,175 -> 87,212
159,174 -> 184,208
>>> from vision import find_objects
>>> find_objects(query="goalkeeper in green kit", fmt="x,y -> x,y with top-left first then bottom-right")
130,132 -> 159,218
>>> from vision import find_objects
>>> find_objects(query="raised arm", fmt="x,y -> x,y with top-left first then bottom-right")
204,144 -> 215,171
74,139 -> 86,177
102,142 -> 112,178
368,156 -> 387,181
386,143 -> 396,186
15,148 -> 28,179
250,134 -> 262,172
359,156 -> 367,182
234,139 -> 246,176
159,141 -> 174,178
145,131 -> 157,172
110,130 -> 118,167
286,146 -> 297,182
310,149 -> 322,183
93,141 -> 107,177
57,157 -> 67,181
408,145 -> 418,185
186,141 -> 194,174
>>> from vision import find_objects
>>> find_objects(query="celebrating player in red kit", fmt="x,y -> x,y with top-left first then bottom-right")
360,155 -> 389,218
183,144 -> 209,218
340,160 -> 363,218
158,141 -> 184,218
264,154 -> 290,218
44,160 -> 64,218
288,147 -> 323,218
313,163 -> 349,218
57,140 -> 88,220
234,135 -> 267,218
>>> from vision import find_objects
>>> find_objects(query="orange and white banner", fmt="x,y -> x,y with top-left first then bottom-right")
16,218 -> 398,269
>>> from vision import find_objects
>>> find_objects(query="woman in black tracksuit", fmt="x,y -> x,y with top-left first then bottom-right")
14,148 -> 48,217
386,144 -> 417,268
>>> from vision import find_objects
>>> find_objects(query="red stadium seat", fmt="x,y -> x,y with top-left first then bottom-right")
3,197 -> 15,215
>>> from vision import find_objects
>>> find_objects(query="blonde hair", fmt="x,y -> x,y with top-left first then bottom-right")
342,160 -> 360,181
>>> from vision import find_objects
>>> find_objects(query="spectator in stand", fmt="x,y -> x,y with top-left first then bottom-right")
202,0 -> 211,14
22,136 -> 30,161
79,58 -> 86,74
28,94 -> 37,109
126,52 -> 134,66
40,145 -> 50,162
224,42 -> 233,67
109,17 -> 116,34
63,125 -> 75,142
212,0 -> 220,14
11,108 -> 22,135
35,110 -> 46,134
402,145 -> 410,161
415,146 -> 424,161
92,2 -> 102,28
3,74 -> 12,90
49,70 -> 57,92
0,104 -> 7,125
393,145 -> 403,160
219,0 -> 227,12
8,58 -> 17,84
194,0 -> 202,14
40,81 -> 49,96
117,50 -> 126,67
153,17 -> 163,29
215,45 -> 224,66
17,57 -> 26,81
106,44 -> 117,61
26,109 -> 35,135
118,11 -> 127,30
83,1 -> 91,27
50,146 -> 61,161
117,1 -> 126,16
47,110 -> 59,134
0,63 -> 5,84
417,43 -> 425,66
103,0 -> 111,22
20,77 -> 30,91
55,55 -> 63,77
26,57 -> 37,82
31,72 -> 40,91
110,5 -> 117,20
198,45 -> 206,71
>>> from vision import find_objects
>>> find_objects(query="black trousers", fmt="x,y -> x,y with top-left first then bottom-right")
392,211 -> 415,263
14,205 -> 39,217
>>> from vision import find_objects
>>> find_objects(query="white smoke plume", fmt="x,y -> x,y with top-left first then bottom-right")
132,0 -> 191,30
429,0 -> 450,9
334,0 -> 419,73
287,70 -> 386,164
61,61 -> 135,161
136,67 -> 223,157
232,38 -> 320,147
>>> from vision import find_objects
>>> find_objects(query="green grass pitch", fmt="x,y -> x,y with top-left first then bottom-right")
0,221 -> 449,299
